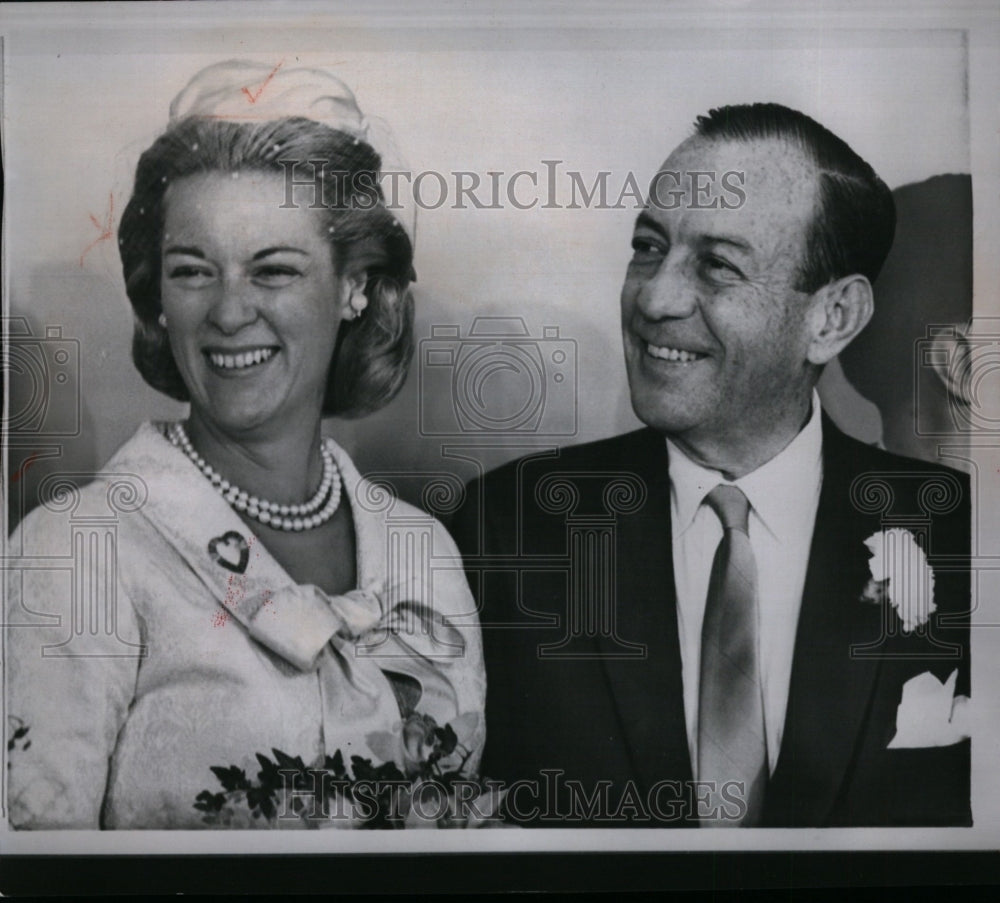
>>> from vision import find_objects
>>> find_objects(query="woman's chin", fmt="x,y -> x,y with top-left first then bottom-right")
190,400 -> 288,437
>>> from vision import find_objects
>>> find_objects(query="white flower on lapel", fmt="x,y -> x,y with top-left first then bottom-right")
888,668 -> 970,748
862,528 -> 936,632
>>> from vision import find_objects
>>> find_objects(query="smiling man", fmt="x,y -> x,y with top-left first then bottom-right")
451,103 -> 971,828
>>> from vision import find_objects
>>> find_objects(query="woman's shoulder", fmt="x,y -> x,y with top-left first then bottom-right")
9,423 -> 168,547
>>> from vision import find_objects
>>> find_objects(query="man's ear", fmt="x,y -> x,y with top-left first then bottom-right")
805,274 -> 874,366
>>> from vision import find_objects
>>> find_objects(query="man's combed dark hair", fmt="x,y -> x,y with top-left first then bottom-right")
118,116 -> 415,418
694,102 -> 896,293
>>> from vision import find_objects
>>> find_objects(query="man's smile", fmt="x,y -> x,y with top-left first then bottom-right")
644,342 -> 708,363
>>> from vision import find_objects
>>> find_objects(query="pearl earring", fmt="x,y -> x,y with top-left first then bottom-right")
348,289 -> 368,319
158,313 -> 168,328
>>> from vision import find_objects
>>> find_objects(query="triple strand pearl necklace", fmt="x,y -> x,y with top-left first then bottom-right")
167,422 -> 342,532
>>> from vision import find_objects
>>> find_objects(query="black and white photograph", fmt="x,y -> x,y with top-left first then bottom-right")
2,0 -> 998,894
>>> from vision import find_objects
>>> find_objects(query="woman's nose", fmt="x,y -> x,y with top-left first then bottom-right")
207,277 -> 258,333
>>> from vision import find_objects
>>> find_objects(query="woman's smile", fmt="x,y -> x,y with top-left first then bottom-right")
204,345 -> 280,373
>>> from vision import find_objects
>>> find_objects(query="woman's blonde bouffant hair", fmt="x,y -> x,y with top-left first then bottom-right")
118,115 -> 415,418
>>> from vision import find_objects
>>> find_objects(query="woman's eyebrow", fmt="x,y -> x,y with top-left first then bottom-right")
252,246 -> 309,260
164,245 -> 206,257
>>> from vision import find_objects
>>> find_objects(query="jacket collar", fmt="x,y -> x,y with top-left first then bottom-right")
105,422 -> 389,642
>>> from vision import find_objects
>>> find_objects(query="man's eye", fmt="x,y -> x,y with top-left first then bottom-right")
701,256 -> 743,281
630,237 -> 666,260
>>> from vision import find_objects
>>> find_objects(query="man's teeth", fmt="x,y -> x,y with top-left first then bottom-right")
208,348 -> 276,370
646,343 -> 702,363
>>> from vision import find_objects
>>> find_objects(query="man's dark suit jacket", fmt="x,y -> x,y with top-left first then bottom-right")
449,417 -> 971,827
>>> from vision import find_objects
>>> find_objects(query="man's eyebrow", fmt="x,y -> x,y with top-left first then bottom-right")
632,215 -> 754,258
701,235 -> 754,256
633,211 -> 667,237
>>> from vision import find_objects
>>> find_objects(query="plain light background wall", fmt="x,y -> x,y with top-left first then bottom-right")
3,15 -> 971,520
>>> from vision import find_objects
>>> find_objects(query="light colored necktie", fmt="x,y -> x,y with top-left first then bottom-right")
697,484 -> 768,827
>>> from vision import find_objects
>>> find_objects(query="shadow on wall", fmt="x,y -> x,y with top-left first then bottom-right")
5,309 -> 98,534
6,263 -> 184,532
837,174 -> 973,469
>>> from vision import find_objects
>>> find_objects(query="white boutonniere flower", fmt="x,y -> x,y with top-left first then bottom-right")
888,668 -> 971,748
862,528 -> 936,632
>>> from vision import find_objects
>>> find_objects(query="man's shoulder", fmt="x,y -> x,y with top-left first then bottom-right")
823,417 -> 970,488
476,427 -> 663,488
452,428 -> 667,538
821,418 -> 971,539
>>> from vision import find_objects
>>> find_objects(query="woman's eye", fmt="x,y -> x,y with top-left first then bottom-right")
252,265 -> 301,286
167,265 -> 214,286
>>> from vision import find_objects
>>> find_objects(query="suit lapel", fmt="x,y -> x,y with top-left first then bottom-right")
763,419 -> 885,826
596,430 -> 694,800
589,421 -> 888,822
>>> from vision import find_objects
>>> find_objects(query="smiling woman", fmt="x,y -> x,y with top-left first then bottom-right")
5,61 -> 485,830
160,173 -> 348,440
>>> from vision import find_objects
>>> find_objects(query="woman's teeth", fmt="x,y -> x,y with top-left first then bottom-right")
646,343 -> 703,363
208,348 -> 276,370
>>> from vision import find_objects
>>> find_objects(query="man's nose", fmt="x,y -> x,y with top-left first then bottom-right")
633,256 -> 699,320
208,276 -> 259,334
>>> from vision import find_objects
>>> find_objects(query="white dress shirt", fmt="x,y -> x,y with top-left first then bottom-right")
667,394 -> 824,776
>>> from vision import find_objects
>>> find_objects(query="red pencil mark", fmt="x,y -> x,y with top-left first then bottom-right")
10,452 -> 41,484
214,572 -> 248,627
241,61 -> 284,104
213,537 -> 262,627
226,573 -> 249,607
79,193 -> 114,267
